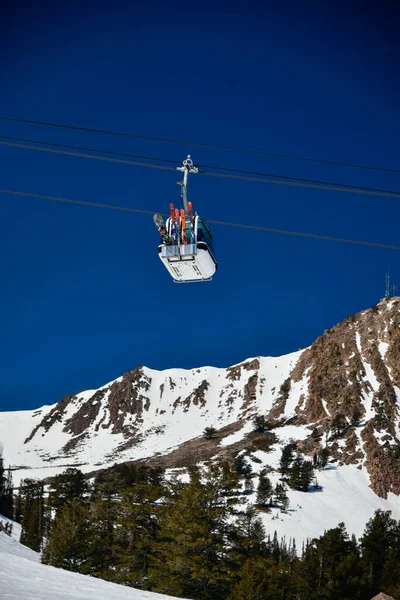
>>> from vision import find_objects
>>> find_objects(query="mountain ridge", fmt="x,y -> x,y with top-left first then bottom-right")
1,297 -> 400,504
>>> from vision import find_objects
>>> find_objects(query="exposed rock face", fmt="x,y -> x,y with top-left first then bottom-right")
268,297 -> 400,498
9,297 -> 400,499
24,394 -> 75,443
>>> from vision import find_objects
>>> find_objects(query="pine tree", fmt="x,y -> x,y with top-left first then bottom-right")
227,557 -> 272,600
299,460 -> 314,492
203,426 -> 217,439
256,471 -> 272,507
274,482 -> 288,507
351,406 -> 363,426
233,507 -> 267,561
19,478 -> 45,552
288,455 -> 303,490
86,496 -> 119,580
14,487 -> 23,523
279,442 -> 296,476
307,522 -> 362,599
234,453 -> 251,478
0,448 -> 13,519
289,456 -> 314,492
148,464 -> 237,600
42,499 -> 91,572
0,466 -> 14,519
244,477 -> 254,495
48,468 -> 90,513
280,494 -> 290,514
331,412 -> 347,437
0,447 -> 4,503
209,461 -> 242,509
360,509 -> 398,592
252,414 -> 268,432
111,481 -> 164,587
271,531 -> 281,564
316,446 -> 329,469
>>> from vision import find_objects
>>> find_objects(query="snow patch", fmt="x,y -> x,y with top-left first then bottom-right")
0,530 -> 189,600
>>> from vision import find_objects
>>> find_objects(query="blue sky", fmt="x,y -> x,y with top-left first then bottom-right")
1,1 -> 399,411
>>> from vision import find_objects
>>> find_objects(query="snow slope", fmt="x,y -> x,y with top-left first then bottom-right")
240,459 -> 400,547
0,530 -> 189,600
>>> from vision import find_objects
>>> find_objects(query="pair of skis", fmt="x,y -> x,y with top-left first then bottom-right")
153,203 -> 194,246
170,202 -> 194,245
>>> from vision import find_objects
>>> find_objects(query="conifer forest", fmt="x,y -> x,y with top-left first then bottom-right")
8,453 -> 400,600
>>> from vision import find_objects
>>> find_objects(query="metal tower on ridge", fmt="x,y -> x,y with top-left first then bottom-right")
385,273 -> 391,298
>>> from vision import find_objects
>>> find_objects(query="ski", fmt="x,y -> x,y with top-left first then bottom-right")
175,208 -> 180,244
187,201 -> 195,243
170,203 -> 177,244
180,209 -> 187,244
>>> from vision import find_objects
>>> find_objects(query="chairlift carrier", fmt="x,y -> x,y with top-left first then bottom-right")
155,156 -> 217,283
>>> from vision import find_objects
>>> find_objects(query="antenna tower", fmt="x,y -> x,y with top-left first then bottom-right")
385,273 -> 391,298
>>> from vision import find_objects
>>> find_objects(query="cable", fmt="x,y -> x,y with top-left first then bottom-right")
0,140 -> 176,172
1,188 -> 400,251
1,134 -> 395,194
0,188 -> 155,215
1,115 -> 398,175
2,139 -> 400,200
0,135 -> 179,166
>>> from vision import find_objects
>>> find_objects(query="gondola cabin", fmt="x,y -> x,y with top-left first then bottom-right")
158,215 -> 217,283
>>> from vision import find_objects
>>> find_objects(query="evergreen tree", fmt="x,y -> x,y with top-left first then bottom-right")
361,509 -> 398,592
256,471 -> 272,507
227,557 -> 272,600
274,482 -> 288,507
203,426 -> 217,439
149,464 -> 238,600
86,496 -> 119,580
220,460 -> 242,503
19,478 -> 45,552
271,531 -> 281,564
351,406 -> 363,426
299,460 -> 314,492
48,468 -> 90,513
111,481 -> 164,587
0,466 -> 14,519
244,477 -> 254,495
0,446 -> 3,491
289,456 -> 314,492
42,499 -> 91,573
300,523 -> 363,599
279,442 -> 296,476
14,486 -> 23,524
331,412 -> 347,437
288,455 -> 303,490
252,414 -> 268,433
232,507 -> 267,562
234,453 -> 252,479
316,446 -> 329,469
265,561 -> 296,599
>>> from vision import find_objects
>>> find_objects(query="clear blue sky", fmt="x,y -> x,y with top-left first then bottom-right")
1,1 -> 399,411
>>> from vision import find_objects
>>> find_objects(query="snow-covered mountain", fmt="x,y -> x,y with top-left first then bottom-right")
2,296 -> 400,502
0,346 -> 302,482
2,296 -> 400,548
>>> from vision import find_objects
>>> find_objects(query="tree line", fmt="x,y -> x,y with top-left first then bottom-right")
13,458 -> 400,600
